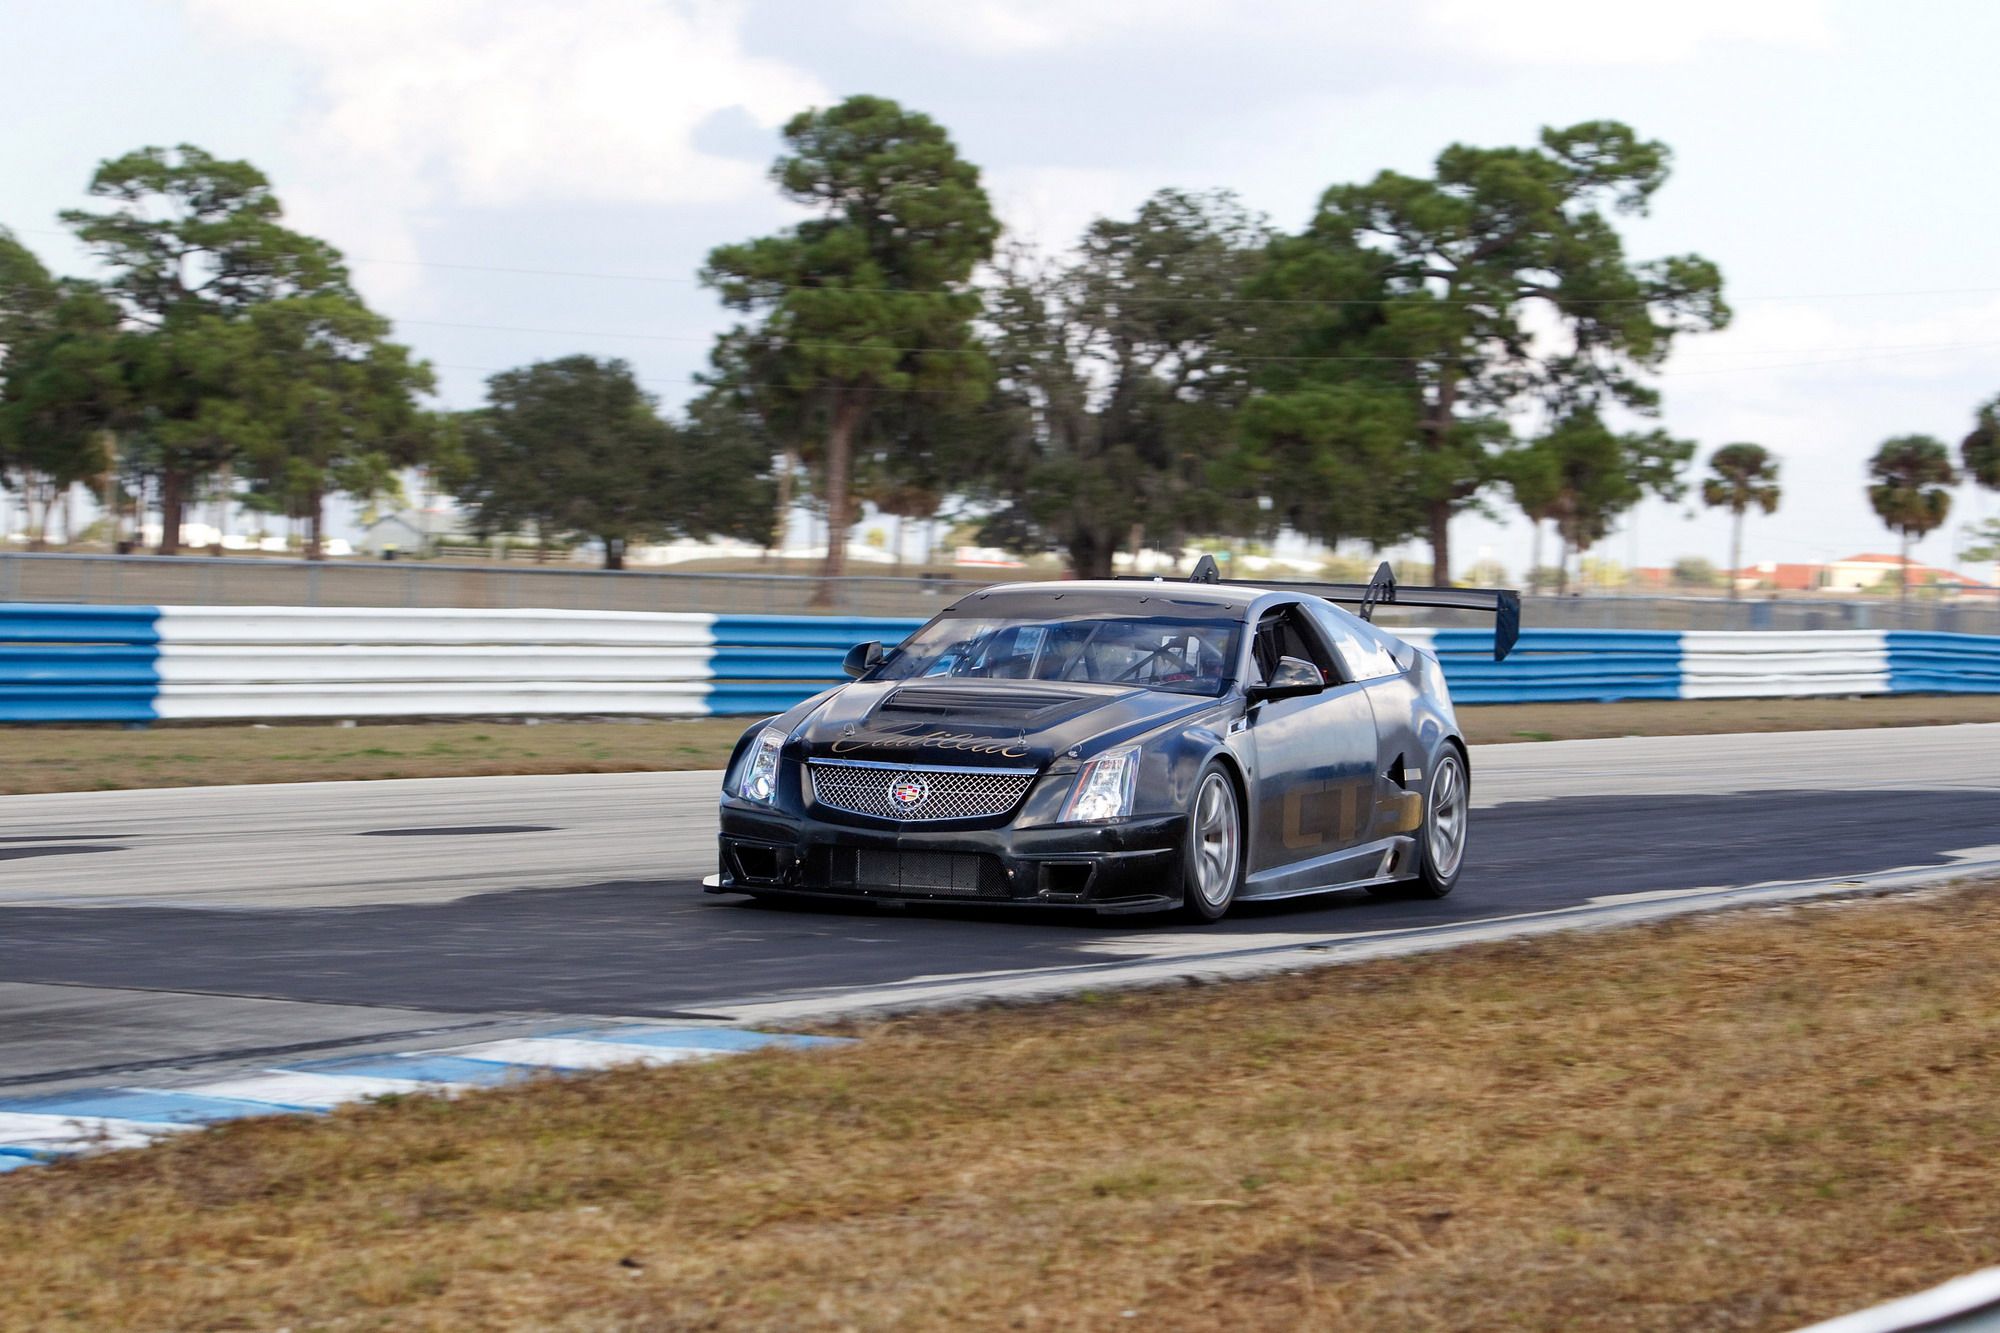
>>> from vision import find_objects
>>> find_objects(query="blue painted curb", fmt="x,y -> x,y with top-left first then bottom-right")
0,1024 -> 857,1170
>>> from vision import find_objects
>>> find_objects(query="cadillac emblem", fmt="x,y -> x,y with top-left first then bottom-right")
889,773 -> 930,814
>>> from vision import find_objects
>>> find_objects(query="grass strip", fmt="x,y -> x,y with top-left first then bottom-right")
4,884 -> 1999,1329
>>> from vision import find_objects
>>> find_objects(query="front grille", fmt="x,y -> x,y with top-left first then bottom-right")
807,759 -> 1036,822
826,848 -> 1009,898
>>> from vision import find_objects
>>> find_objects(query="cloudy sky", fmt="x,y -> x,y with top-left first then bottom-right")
3,0 -> 1996,574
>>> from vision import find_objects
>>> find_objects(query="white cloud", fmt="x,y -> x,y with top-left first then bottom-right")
1453,285 -> 1998,576
1662,292 -> 2000,388
186,0 -> 825,298
1420,0 -> 1834,65
983,164 -> 1154,251
190,0 -> 822,206
875,0 -> 1224,55
877,0 -> 1832,65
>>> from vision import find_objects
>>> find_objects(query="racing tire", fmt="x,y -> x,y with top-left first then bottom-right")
1176,763 -> 1244,923
1403,745 -> 1468,899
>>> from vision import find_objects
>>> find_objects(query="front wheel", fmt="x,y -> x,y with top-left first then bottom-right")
1177,764 -> 1243,922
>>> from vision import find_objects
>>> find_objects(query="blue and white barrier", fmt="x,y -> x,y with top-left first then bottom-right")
0,604 -> 161,722
1394,627 -> 1914,704
2,605 -> 1997,722
0,1023 -> 847,1172
1396,628 -> 1686,703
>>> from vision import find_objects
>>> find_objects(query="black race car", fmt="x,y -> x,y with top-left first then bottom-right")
710,560 -> 1519,920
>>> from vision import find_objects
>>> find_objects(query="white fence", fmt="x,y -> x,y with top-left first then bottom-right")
152,607 -> 720,720
1680,630 -> 1892,699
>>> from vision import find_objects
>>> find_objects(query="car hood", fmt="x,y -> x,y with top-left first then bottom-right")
793,679 -> 1220,768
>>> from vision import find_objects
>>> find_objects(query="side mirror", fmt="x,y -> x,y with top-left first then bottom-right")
842,640 -> 887,679
1248,655 -> 1326,703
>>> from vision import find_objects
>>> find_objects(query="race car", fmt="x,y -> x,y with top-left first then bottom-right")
710,559 -> 1519,920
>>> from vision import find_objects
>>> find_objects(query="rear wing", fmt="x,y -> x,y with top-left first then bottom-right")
1177,556 -> 1521,661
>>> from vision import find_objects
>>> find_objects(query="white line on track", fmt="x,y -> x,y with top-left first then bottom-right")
715,852 -> 2000,1025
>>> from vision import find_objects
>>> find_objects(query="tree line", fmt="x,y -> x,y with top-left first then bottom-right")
703,99 -> 1737,598
0,147 -> 770,567
0,148 -> 432,558
6,107 -> 1998,589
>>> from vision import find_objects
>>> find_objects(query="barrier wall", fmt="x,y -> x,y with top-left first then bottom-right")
0,604 -> 161,722
2,605 -> 1997,723
1396,628 -> 1686,704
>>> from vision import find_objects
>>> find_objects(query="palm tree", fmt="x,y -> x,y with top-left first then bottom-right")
1699,443 -> 1781,600
1966,395 -> 2000,490
1867,435 -> 1959,603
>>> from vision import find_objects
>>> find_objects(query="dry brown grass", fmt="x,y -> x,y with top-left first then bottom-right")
4,695 -> 1997,797
6,885 -> 2000,1330
1459,693 -> 2000,744
0,719 -> 752,795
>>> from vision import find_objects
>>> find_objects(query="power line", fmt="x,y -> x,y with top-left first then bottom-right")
404,316 -> 2000,369
431,362 -> 980,398
1658,340 -> 2000,377
23,228 -> 2000,371
316,254 -> 2000,308
433,336 -> 2000,398
19,224 -> 2000,308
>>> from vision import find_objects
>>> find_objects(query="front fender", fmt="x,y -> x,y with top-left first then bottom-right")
1137,704 -> 1243,819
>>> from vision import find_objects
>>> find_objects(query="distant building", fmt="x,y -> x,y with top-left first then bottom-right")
1821,552 -> 1983,593
1733,561 -> 1828,593
956,545 -> 1027,569
358,509 -> 462,557
1728,555 -> 1989,595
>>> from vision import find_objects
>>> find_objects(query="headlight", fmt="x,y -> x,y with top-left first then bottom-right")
733,727 -> 786,803
1062,745 -> 1138,822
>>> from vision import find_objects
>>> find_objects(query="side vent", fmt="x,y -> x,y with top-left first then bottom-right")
1380,754 -> 1424,835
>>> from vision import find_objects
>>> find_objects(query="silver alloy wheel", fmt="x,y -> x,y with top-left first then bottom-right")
1192,771 -> 1240,909
1427,751 -> 1469,879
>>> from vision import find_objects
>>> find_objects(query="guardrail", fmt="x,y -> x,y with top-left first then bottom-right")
6,552 -> 2000,633
2,606 -> 1996,723
1398,628 -> 1686,704
0,552 -> 980,617
0,604 -> 162,722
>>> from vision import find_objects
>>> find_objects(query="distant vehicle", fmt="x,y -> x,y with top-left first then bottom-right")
710,559 -> 1519,920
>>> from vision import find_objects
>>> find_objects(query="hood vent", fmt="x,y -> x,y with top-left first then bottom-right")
879,684 -> 1097,718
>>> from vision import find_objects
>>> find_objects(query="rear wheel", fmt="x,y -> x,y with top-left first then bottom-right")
1406,746 -> 1468,898
1178,764 -> 1243,922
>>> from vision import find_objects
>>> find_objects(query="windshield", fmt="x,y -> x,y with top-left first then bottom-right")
876,611 -> 1240,696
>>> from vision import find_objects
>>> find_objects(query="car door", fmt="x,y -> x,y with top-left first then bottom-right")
1305,601 -> 1426,840
1241,602 -> 1383,885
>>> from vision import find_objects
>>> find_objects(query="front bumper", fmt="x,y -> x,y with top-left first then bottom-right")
713,799 -> 1188,914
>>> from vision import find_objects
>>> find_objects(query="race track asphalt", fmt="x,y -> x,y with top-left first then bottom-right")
3,724 -> 1998,1093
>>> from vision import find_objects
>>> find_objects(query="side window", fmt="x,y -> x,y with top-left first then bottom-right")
1252,605 -> 1341,685
1305,602 -> 1403,682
